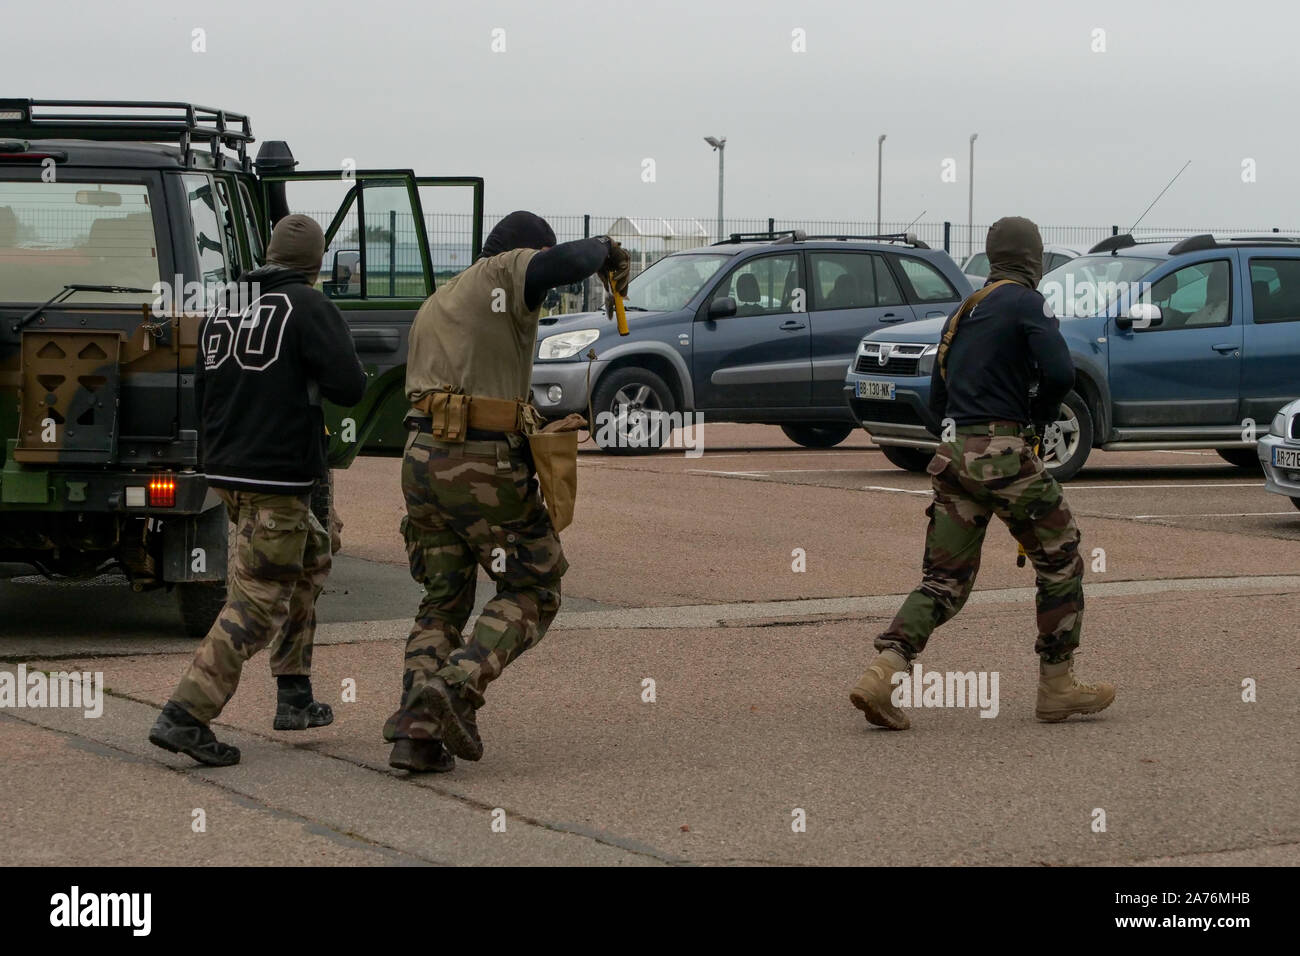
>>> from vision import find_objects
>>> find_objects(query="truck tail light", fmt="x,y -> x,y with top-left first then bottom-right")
148,474 -> 176,507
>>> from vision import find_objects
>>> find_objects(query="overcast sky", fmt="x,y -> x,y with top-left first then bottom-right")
13,0 -> 1300,230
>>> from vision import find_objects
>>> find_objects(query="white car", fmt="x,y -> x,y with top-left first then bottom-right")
961,244 -> 1082,289
1258,399 -> 1300,510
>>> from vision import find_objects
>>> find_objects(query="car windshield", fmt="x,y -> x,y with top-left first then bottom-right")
0,180 -> 160,304
624,252 -> 730,312
964,252 -> 990,276
1039,254 -> 1161,318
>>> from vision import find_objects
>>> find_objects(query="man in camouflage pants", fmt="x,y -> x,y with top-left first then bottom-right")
384,211 -> 628,772
149,215 -> 365,766
850,216 -> 1114,730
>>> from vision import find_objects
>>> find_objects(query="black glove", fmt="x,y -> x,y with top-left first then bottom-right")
597,237 -> 631,319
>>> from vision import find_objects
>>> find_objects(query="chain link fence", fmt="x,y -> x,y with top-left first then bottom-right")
291,211 -> 1300,312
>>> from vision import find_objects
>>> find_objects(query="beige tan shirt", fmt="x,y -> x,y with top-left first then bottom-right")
405,248 -> 541,404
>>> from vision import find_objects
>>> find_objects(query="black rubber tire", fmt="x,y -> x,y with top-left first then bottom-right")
591,366 -> 677,455
1216,448 -> 1263,472
880,445 -> 933,472
780,423 -> 854,448
1291,497 -> 1300,512
1041,389 -> 1093,483
176,582 -> 227,638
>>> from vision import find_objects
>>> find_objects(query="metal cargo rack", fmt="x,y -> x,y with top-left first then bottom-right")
0,98 -> 255,170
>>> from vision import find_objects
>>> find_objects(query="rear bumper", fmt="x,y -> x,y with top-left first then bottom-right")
0,465 -> 212,514
1258,433 -> 1300,499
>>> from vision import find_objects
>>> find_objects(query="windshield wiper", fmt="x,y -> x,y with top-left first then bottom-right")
621,305 -> 649,312
12,284 -> 154,332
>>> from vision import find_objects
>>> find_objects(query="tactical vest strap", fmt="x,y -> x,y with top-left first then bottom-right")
936,279 -> 1018,381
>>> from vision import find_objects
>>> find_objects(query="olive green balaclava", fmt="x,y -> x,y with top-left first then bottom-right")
266,214 -> 325,284
985,216 -> 1043,289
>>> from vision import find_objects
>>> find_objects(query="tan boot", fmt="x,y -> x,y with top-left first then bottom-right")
850,650 -> 911,730
1036,658 -> 1115,722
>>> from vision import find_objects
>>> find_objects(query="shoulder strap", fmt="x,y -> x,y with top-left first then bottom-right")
936,279 -> 1018,380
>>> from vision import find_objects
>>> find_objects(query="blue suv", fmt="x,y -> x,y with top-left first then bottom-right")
529,231 -> 972,450
846,233 -> 1300,480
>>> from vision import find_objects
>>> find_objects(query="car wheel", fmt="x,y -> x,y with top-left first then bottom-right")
176,581 -> 226,638
880,445 -> 934,472
1216,448 -> 1263,472
1040,390 -> 1093,482
780,423 -> 854,448
1291,497 -> 1300,511
591,367 -> 676,455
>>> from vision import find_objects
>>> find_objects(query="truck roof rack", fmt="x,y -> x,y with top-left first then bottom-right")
0,99 -> 255,171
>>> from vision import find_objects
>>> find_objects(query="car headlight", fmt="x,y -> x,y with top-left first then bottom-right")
916,343 -> 940,377
538,328 -> 600,359
1271,411 -> 1287,437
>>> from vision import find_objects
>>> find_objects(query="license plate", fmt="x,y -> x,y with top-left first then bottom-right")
856,380 -> 895,400
1273,446 -> 1300,470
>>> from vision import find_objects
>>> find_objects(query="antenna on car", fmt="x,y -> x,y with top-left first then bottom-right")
1127,160 -> 1191,234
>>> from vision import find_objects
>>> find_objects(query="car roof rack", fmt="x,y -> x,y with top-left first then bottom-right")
715,230 -> 807,245
713,229 -> 930,249
0,98 -> 255,171
803,232 -> 930,249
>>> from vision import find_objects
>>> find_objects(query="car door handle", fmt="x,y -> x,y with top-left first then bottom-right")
780,320 -> 806,331
1211,343 -> 1238,353
879,312 -> 905,323
925,311 -> 946,318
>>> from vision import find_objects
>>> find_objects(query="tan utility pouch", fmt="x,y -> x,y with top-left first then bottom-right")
468,395 -> 523,432
414,391 -> 470,441
526,413 -> 585,533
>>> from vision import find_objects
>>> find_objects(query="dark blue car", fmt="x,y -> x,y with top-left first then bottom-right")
846,233 -> 1300,480
530,231 -> 972,451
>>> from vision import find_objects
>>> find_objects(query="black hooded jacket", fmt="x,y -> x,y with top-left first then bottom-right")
195,266 -> 366,494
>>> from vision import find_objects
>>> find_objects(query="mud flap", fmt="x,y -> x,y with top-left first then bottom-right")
162,502 -> 229,582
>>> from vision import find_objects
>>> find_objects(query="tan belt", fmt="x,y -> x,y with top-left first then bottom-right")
410,391 -> 529,441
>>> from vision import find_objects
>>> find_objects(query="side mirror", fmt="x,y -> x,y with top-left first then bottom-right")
708,296 -> 737,319
1117,302 -> 1162,331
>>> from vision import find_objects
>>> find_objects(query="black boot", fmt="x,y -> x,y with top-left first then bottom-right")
419,677 -> 483,761
274,676 -> 334,730
389,738 -> 455,773
148,701 -> 241,767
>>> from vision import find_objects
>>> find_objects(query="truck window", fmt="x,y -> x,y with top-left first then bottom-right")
237,181 -> 265,264
182,173 -> 230,295
0,180 -> 160,303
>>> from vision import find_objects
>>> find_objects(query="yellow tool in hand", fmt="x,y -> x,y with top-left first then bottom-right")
609,271 -> 628,336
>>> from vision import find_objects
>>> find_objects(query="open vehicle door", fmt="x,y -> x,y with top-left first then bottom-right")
257,170 -> 484,464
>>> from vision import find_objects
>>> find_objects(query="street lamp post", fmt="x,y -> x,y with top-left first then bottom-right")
877,134 -> 886,234
968,133 -> 978,258
704,136 -> 726,241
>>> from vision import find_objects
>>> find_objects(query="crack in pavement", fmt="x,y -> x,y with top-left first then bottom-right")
1,711 -> 440,866
21,686 -> 687,867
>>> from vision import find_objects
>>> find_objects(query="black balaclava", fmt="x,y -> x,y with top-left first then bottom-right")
480,211 -> 556,259
985,216 -> 1044,289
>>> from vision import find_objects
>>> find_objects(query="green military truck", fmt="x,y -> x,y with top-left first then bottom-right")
0,99 -> 482,634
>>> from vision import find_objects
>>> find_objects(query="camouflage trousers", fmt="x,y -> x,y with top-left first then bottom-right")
172,489 -> 331,723
875,425 -> 1085,664
383,430 -> 567,741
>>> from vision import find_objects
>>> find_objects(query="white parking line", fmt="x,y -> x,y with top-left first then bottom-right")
1068,482 -> 1261,490
1133,512 -> 1294,519
862,485 -> 933,495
